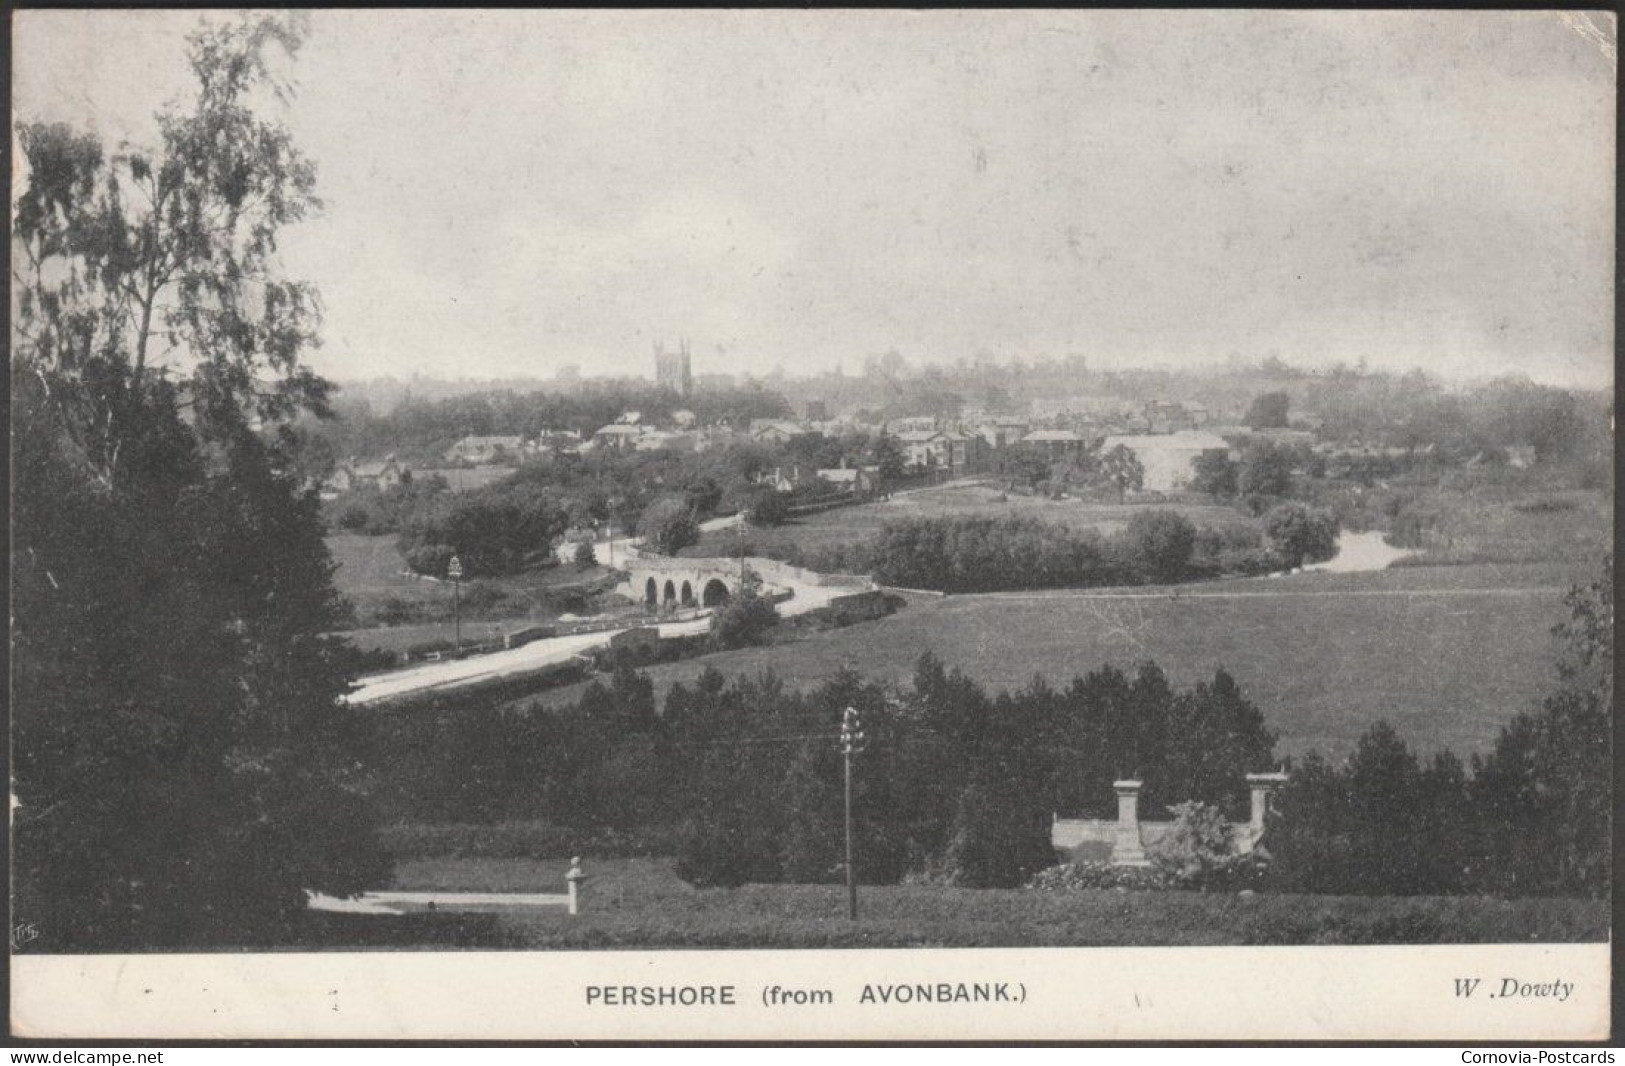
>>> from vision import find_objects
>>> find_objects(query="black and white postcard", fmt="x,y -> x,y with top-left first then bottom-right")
9,9 -> 1614,1042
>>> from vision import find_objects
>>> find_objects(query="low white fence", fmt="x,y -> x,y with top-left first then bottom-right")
307,859 -> 585,916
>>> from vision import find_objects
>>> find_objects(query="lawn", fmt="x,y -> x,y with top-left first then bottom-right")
298,856 -> 1606,949
681,482 -> 1256,561
527,562 -> 1587,759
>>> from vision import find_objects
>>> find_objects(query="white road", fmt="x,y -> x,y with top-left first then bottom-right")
348,521 -> 856,707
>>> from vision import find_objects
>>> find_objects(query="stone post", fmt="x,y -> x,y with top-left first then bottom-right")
1245,772 -> 1289,844
565,856 -> 584,916
1112,779 -> 1149,867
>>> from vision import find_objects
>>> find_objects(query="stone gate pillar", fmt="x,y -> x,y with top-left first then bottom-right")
1245,772 -> 1289,846
1112,779 -> 1149,867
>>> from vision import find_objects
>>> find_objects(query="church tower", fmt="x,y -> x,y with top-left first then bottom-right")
655,337 -> 693,398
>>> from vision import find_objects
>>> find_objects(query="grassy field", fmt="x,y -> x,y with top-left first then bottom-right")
528,562 -> 1590,759
1393,486 -> 1612,566
681,481 -> 1256,561
327,532 -> 617,629
293,856 -> 1605,949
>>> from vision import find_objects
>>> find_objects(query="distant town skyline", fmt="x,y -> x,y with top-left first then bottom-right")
14,10 -> 1616,389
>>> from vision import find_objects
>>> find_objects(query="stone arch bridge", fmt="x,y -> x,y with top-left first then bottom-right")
616,556 -> 751,610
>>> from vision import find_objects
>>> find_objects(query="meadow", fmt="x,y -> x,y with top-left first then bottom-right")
528,561 -> 1585,759
288,856 -> 1606,949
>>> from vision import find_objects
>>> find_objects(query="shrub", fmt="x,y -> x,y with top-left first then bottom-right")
1025,861 -> 1172,892
573,540 -> 598,569
403,542 -> 456,580
1122,510 -> 1197,584
1263,502 -> 1339,569
1146,801 -> 1266,890
710,587 -> 781,649
743,488 -> 792,527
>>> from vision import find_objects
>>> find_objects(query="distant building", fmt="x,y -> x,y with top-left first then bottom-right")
671,408 -> 697,428
326,455 -> 408,496
445,435 -> 523,465
592,424 -> 645,451
750,419 -> 815,444
815,462 -> 877,495
1019,428 -> 1088,457
655,339 -> 693,398
974,418 -> 1031,450
1099,430 -> 1230,492
896,429 -> 984,474
635,430 -> 698,453
804,400 -> 829,422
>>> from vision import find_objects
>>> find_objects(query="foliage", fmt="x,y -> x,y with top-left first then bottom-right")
709,586 -> 782,649
1245,391 -> 1292,429
397,484 -> 569,577
1097,444 -> 1145,503
573,540 -> 598,569
742,486 -> 792,526
857,512 -> 1259,593
1025,861 -> 1172,892
1467,555 -> 1612,897
1237,440 -> 1296,498
1190,449 -> 1239,498
1147,802 -> 1252,889
1263,502 -> 1339,569
639,496 -> 701,556
10,13 -> 388,949
1121,510 -> 1198,584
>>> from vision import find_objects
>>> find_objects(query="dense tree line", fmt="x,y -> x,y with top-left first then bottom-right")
822,510 -> 1327,592
361,655 -> 1277,889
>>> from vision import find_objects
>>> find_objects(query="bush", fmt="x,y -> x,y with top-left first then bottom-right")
573,540 -> 598,569
1147,802 -> 1266,890
743,488 -> 792,527
1263,502 -> 1338,569
709,587 -> 781,649
1122,510 -> 1197,584
1026,861 -> 1172,892
640,496 -> 700,556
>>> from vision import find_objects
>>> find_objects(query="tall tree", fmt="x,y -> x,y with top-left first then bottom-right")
1097,444 -> 1144,504
12,13 -> 388,949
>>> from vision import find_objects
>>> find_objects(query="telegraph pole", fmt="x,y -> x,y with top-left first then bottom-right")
448,554 -> 463,651
840,706 -> 865,921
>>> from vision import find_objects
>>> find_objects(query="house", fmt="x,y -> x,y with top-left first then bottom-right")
329,455 -> 408,495
592,424 -> 645,451
760,466 -> 807,493
815,462 -> 877,494
445,435 -> 524,465
896,429 -> 983,474
1098,430 -> 1230,493
750,419 -> 815,444
974,418 -> 1031,450
1019,428 -> 1088,458
671,409 -> 697,428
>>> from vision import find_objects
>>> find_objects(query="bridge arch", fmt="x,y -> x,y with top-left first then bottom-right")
701,578 -> 730,607
680,580 -> 695,606
644,577 -> 658,605
663,579 -> 677,606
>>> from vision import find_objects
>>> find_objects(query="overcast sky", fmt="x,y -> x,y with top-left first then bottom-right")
13,10 -> 1617,388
